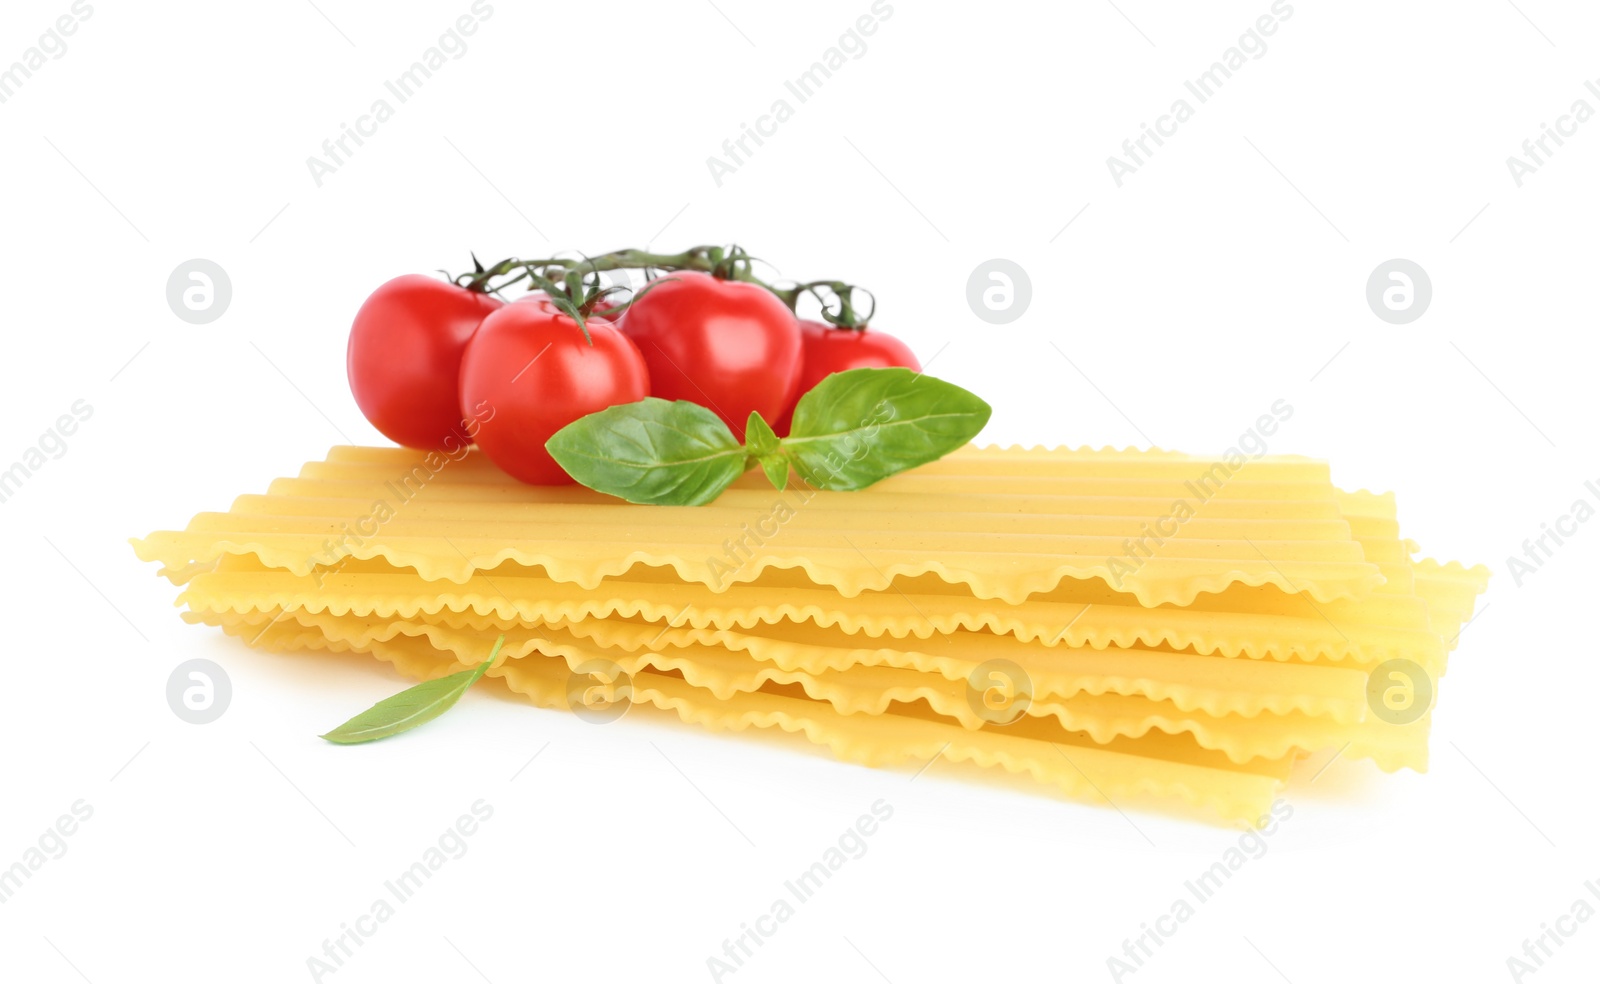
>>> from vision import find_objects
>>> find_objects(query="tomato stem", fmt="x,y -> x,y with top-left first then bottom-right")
455,246 -> 875,329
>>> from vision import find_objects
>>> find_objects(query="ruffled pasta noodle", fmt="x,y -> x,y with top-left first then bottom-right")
133,445 -> 1487,823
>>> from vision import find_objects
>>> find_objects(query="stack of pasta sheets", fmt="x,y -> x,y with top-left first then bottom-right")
133,445 -> 1487,822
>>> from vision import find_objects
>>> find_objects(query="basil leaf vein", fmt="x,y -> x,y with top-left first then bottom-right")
784,367 -> 991,491
546,398 -> 746,505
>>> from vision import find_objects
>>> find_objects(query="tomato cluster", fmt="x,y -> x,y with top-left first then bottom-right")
346,268 -> 920,484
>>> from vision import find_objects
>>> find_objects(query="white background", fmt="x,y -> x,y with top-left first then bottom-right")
1,0 -> 1596,981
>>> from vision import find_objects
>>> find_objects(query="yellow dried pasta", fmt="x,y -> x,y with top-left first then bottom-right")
206,612 -> 1290,822
132,445 -> 1388,606
176,549 -> 1456,673
133,443 -> 1487,822
186,605 -> 1430,772
188,606 -> 1371,724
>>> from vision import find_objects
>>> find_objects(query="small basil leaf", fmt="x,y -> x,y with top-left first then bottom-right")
321,635 -> 505,744
744,411 -> 781,458
743,412 -> 790,490
546,398 -> 746,506
783,367 -> 991,491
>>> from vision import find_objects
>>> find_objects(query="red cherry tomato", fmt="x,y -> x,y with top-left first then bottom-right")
588,296 -> 625,322
774,320 -> 921,434
347,275 -> 503,450
458,304 -> 650,485
516,291 -> 621,321
618,271 -> 801,441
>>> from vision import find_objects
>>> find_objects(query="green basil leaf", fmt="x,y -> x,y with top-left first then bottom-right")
783,367 -> 991,491
744,411 -> 780,458
757,456 -> 789,490
743,412 -> 789,490
321,635 -> 505,744
546,397 -> 745,506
